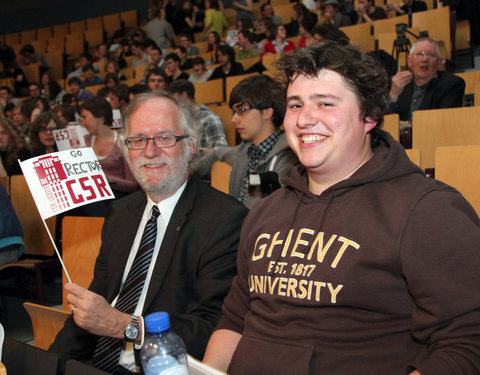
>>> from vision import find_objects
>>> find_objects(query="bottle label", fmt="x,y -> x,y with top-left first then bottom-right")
146,364 -> 188,375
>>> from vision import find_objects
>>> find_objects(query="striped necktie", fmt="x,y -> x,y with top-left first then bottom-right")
92,205 -> 160,373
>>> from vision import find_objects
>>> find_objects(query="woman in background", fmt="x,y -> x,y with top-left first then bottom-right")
28,112 -> 64,156
0,118 -> 31,177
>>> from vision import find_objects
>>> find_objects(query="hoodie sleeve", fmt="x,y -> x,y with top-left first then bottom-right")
400,187 -> 480,375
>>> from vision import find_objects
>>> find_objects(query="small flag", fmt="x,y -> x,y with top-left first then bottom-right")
19,148 -> 115,219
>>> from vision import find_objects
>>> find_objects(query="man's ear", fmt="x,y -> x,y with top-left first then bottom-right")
262,107 -> 274,121
364,117 -> 377,133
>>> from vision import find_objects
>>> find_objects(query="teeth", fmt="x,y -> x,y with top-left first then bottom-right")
302,135 -> 326,143
144,163 -> 164,168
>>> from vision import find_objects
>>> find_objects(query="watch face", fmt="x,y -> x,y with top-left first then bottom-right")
126,325 -> 138,340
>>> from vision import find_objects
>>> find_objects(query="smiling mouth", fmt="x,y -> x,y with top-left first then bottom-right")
143,163 -> 166,168
301,135 -> 326,143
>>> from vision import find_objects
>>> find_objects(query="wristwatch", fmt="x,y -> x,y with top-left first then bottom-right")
124,315 -> 140,342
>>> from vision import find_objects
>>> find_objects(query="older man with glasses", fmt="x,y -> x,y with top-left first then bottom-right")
388,37 -> 465,145
50,91 -> 248,374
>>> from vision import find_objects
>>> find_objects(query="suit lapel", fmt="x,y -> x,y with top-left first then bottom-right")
420,77 -> 438,110
143,177 -> 198,311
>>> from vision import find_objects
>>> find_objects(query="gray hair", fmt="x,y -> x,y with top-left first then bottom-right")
120,90 -> 198,153
409,37 -> 441,58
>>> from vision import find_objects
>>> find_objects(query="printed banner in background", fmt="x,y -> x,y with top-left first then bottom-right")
19,148 -> 114,219
53,125 -> 89,151
112,109 -> 123,129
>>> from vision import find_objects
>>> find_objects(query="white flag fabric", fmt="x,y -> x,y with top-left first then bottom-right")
19,148 -> 115,219
53,125 -> 89,151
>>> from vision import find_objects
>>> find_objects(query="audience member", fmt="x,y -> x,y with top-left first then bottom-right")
236,30 -> 260,60
0,118 -> 30,176
168,79 -> 228,150
106,60 -> 127,81
93,44 -> 109,66
11,106 -> 27,135
28,112 -> 64,156
172,0 -> 196,36
0,86 -> 21,114
260,3 -> 282,25
146,6 -> 174,49
50,91 -> 248,373
108,84 -> 130,112
131,41 -> 150,69
297,12 -> 318,48
53,104 -> 77,126
147,45 -> 165,71
68,53 -> 96,79
236,15 -> 255,32
319,0 -> 352,26
203,41 -> 480,375
209,44 -> 245,80
62,93 -> 82,122
206,31 -> 222,64
188,56 -> 213,82
68,77 -> 95,102
388,37 -> 465,127
179,33 -> 200,56
204,0 -> 228,39
165,53 -> 189,83
3,103 -> 15,120
356,0 -> 387,25
285,3 -> 318,37
194,75 -> 298,208
82,64 -> 104,86
146,67 -> 169,91
97,73 -> 120,98
263,24 -> 296,55
43,80 -> 65,105
18,44 -> 50,72
174,46 -> 195,70
30,96 -> 52,122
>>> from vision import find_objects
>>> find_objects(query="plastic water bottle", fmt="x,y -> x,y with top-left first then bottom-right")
141,312 -> 189,375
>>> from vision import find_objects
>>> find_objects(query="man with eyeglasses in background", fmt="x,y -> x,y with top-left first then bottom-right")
193,75 -> 298,208
388,37 -> 465,144
50,91 -> 248,374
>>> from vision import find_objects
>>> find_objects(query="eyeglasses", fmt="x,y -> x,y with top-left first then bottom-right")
413,51 -> 437,60
125,134 -> 189,150
231,107 -> 255,116
39,127 -> 57,133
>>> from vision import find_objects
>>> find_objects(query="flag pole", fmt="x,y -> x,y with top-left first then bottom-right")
40,217 -> 72,283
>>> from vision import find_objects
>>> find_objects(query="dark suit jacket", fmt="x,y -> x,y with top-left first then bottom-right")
50,175 -> 248,363
389,71 -> 466,121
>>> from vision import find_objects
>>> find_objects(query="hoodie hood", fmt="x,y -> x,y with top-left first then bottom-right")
281,131 -> 424,200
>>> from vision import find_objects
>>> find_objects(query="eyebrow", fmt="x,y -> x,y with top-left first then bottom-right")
286,93 -> 341,102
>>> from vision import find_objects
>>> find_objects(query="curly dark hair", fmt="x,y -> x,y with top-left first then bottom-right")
276,41 -> 388,146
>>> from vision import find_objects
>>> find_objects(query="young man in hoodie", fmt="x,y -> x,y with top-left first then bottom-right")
203,42 -> 480,375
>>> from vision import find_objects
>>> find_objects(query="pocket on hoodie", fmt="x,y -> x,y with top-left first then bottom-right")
227,332 -> 314,375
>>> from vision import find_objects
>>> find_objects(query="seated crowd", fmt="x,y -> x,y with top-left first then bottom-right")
0,2 -> 479,375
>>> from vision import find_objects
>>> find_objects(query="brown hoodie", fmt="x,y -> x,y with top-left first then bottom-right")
216,131 -> 480,375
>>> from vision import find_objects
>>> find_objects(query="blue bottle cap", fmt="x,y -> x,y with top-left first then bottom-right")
144,312 -> 171,333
